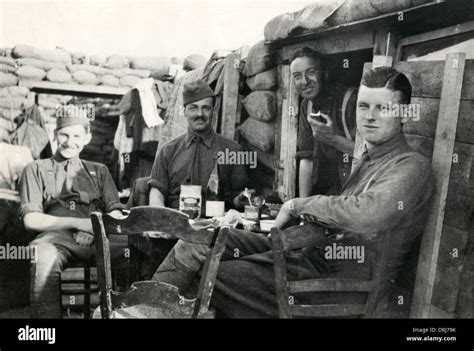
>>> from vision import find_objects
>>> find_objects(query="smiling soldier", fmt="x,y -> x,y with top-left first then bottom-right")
148,79 -> 250,211
19,115 -> 124,318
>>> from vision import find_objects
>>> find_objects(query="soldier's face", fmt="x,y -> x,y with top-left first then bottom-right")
290,56 -> 325,101
55,125 -> 91,159
356,86 -> 404,148
185,97 -> 214,132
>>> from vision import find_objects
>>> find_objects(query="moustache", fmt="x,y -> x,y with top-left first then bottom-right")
193,117 -> 207,122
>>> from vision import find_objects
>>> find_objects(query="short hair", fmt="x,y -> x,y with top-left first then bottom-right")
289,47 -> 326,71
361,67 -> 412,104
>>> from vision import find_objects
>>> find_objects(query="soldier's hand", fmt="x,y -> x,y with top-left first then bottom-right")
307,112 -> 337,145
73,231 -> 95,246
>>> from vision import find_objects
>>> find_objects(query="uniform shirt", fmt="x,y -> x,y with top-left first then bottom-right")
290,133 -> 434,281
297,84 -> 358,194
148,128 -> 249,210
20,153 -> 123,219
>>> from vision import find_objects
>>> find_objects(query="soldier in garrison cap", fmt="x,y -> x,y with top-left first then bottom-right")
148,79 -> 251,211
19,115 -> 124,318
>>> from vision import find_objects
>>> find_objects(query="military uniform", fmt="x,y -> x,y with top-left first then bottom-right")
20,153 -> 122,318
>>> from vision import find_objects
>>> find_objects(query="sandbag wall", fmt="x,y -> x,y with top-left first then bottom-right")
0,44 -> 209,89
239,41 -> 278,195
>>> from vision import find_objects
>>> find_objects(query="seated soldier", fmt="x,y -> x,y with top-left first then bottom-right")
20,115 -> 124,318
151,67 -> 434,318
148,79 -> 251,212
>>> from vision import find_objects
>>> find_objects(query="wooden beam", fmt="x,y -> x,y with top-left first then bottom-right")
398,20 -> 474,48
19,80 -> 128,98
410,53 -> 466,318
278,65 -> 299,201
221,53 -> 241,140
281,30 -> 374,62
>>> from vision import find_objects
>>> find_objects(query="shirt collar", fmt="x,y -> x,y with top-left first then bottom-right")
52,152 -> 81,168
184,128 -> 215,149
365,133 -> 408,162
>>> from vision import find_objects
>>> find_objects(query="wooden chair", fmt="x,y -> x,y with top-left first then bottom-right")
59,263 -> 98,319
271,223 -> 391,318
90,206 -> 229,319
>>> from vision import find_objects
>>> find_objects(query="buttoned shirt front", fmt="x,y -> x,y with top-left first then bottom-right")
148,128 -> 249,210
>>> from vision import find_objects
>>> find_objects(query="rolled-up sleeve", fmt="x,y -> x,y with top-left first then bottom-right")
147,146 -> 170,198
98,165 -> 124,213
19,163 -> 44,218
289,155 -> 434,235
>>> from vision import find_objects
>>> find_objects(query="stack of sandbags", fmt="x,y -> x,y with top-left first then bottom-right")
239,45 -> 278,164
12,44 -> 71,83
0,56 -> 21,108
37,94 -> 73,120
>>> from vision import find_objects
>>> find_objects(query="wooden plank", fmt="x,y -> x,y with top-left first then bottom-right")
281,30 -> 373,62
193,227 -> 229,318
274,65 -> 284,194
455,219 -> 474,318
398,20 -> 474,48
402,98 -> 474,144
279,65 -> 299,201
290,304 -> 365,317
221,53 -> 241,140
288,279 -> 374,293
410,53 -> 466,318
270,228 -> 291,318
19,80 -> 128,97
394,60 -> 474,100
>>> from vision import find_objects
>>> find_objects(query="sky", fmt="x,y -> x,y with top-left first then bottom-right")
0,0 -> 312,60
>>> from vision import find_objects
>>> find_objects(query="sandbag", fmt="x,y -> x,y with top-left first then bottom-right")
46,69 -> 73,83
130,56 -> 170,71
0,63 -> 16,74
239,118 -> 275,152
0,108 -> 23,121
72,70 -> 99,85
327,0 -> 431,27
16,66 -> 47,80
15,57 -> 67,71
242,41 -> 276,77
100,74 -> 120,87
242,91 -> 277,122
111,68 -> 151,78
0,86 -> 29,97
0,72 -> 18,87
0,56 -> 16,67
105,55 -> 129,69
67,64 -> 111,76
0,96 -> 27,109
119,75 -> 141,87
12,44 -> 71,64
90,55 -> 107,66
183,54 -> 207,71
71,52 -> 90,65
246,68 -> 277,90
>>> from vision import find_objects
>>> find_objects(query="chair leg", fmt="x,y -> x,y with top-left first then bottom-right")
84,267 -> 91,319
